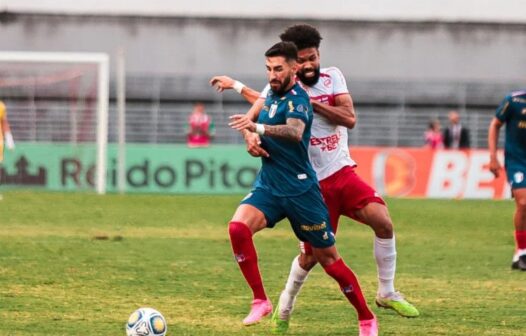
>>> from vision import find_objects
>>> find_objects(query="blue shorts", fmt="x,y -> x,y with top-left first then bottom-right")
240,184 -> 335,248
506,162 -> 526,190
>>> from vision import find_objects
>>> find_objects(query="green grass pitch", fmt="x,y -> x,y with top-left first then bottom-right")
0,191 -> 525,335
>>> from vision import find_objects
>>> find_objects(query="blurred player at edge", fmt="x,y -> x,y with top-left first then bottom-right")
211,24 -> 418,333
226,41 -> 378,336
0,100 -> 15,200
488,89 -> 526,270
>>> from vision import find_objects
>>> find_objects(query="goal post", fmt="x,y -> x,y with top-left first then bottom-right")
0,51 -> 110,194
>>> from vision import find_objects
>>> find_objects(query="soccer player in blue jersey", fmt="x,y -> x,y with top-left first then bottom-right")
488,89 -> 526,271
226,41 -> 378,336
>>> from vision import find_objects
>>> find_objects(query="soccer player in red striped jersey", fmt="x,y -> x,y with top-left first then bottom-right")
211,24 -> 418,334
226,41 -> 377,336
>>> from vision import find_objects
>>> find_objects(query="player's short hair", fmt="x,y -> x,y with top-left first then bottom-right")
279,24 -> 322,50
264,41 -> 298,62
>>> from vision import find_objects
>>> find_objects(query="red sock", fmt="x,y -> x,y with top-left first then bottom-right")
323,258 -> 374,321
515,230 -> 526,250
228,221 -> 267,301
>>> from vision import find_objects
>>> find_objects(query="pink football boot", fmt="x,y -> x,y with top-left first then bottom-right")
359,317 -> 378,336
242,299 -> 273,326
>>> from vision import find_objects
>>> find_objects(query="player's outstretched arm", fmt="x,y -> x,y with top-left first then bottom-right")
210,75 -> 264,123
311,93 -> 356,129
209,75 -> 260,105
488,117 -> 503,178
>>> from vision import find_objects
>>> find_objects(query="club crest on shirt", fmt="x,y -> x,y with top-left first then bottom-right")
269,104 -> 278,118
514,172 -> 524,184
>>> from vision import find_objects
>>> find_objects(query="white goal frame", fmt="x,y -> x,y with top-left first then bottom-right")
0,51 -> 110,194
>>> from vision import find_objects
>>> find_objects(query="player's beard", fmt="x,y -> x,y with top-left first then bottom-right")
297,66 -> 320,87
270,76 -> 292,95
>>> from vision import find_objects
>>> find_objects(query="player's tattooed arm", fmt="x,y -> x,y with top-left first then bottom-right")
229,115 -> 305,142
263,118 -> 305,142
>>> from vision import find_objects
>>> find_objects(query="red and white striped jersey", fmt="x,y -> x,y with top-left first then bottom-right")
260,67 -> 356,180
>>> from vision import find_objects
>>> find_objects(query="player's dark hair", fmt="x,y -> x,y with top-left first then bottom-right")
279,24 -> 322,50
264,41 -> 298,62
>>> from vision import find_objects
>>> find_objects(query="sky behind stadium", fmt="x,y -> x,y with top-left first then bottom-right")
2,0 -> 526,23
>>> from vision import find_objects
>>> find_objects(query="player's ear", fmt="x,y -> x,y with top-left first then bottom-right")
290,60 -> 298,75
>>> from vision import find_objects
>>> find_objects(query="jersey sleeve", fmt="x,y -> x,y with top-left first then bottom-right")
495,95 -> 511,123
259,84 -> 270,99
286,96 -> 310,124
327,67 -> 349,95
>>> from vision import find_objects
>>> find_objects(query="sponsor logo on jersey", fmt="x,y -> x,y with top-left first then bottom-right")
310,132 -> 341,152
297,173 -> 307,180
269,104 -> 278,118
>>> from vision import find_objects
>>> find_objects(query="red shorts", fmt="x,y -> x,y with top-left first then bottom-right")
300,165 -> 385,255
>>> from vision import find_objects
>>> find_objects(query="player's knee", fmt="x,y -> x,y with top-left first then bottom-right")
298,253 -> 317,271
312,246 -> 340,268
372,218 -> 393,238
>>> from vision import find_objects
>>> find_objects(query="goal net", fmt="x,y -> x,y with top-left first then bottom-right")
0,52 -> 109,194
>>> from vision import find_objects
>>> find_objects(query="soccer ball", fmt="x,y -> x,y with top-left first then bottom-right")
126,307 -> 167,336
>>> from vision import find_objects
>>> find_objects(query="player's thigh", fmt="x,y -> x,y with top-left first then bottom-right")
338,166 -> 386,222
285,184 -> 335,249
237,189 -> 286,232
355,202 -> 394,238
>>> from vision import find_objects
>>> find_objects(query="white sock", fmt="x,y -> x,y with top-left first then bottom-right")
374,235 -> 397,297
278,255 -> 310,319
513,248 -> 526,262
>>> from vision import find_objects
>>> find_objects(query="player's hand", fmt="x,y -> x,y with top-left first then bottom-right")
244,132 -> 269,158
229,114 -> 255,132
209,76 -> 235,93
489,157 -> 502,178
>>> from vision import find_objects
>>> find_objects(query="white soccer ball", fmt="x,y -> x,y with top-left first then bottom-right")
126,307 -> 168,336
